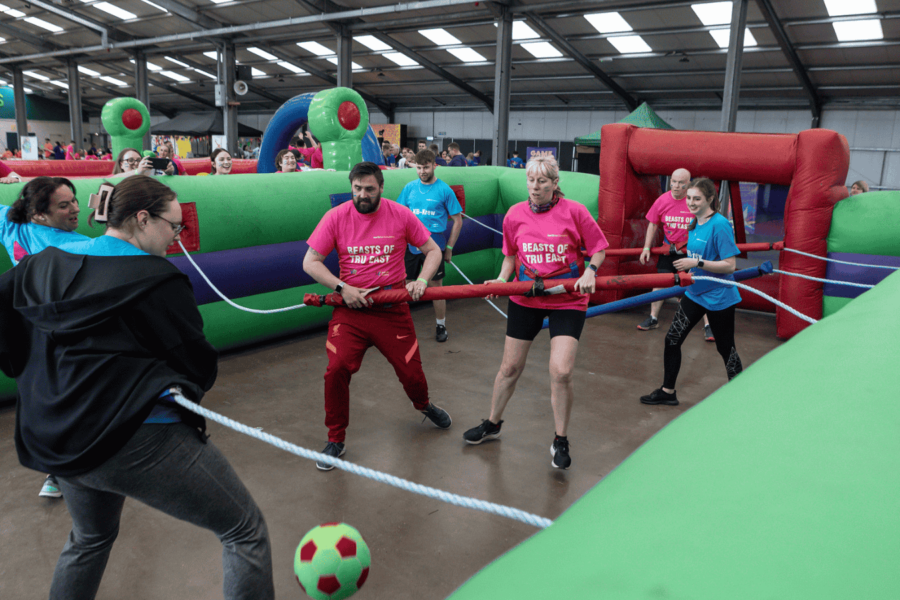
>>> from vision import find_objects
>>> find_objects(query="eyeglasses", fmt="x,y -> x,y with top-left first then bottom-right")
154,215 -> 186,235
122,158 -> 141,165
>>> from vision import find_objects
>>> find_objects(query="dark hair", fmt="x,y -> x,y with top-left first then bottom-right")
7,177 -> 77,224
851,180 -> 869,193
90,175 -> 177,228
275,149 -> 294,171
112,147 -> 141,174
686,178 -> 719,232
348,162 -> 384,187
417,139 -> 427,146
448,142 -> 460,152
429,144 -> 439,153
210,148 -> 232,174
512,150 -> 519,156
415,149 -> 435,165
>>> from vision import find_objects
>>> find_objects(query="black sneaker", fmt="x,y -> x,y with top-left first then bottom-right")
637,316 -> 659,331
463,419 -> 503,444
435,324 -> 448,342
551,437 -> 571,469
315,441 -> 345,471
420,403 -> 451,429
640,388 -> 679,406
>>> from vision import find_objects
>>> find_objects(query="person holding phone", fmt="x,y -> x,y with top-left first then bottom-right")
2,175 -> 275,599
112,148 -> 154,178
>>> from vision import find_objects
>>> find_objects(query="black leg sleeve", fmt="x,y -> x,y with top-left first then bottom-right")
662,296 -> 706,390
706,304 -> 742,380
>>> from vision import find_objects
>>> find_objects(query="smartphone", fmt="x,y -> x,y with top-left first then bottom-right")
149,157 -> 171,170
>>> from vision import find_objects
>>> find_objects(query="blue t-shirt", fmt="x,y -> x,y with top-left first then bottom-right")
396,178 -> 462,255
507,157 -> 524,168
448,154 -> 468,167
0,205 -> 90,266
60,235 -> 182,423
435,157 -> 448,166
684,213 -> 742,312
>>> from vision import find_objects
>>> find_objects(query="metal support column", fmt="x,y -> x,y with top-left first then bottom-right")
66,59 -> 84,153
134,51 -> 151,150
336,24 -> 353,88
219,43 -> 238,155
491,7 -> 513,168
12,67 -> 29,150
719,0 -> 748,212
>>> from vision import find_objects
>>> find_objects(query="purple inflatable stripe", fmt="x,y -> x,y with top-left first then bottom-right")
823,252 -> 900,299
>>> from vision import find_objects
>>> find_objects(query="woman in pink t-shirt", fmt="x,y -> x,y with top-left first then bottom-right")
462,156 -> 608,470
275,149 -> 298,173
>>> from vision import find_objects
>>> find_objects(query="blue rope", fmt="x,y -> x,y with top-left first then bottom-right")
170,394 -> 553,529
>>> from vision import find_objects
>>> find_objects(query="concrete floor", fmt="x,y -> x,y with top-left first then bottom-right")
0,298 -> 781,600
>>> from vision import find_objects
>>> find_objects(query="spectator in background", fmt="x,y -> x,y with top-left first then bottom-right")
53,141 -> 65,161
849,180 -> 869,196
101,148 -> 112,160
466,152 -> 477,167
430,144 -> 447,167
447,143 -> 467,167
112,148 -> 155,178
507,150 -> 525,168
44,138 -> 54,159
275,149 -> 298,173
473,150 -> 482,165
296,131 -> 323,169
382,142 -> 396,167
251,144 -> 261,160
2,148 -> 13,159
391,144 -> 401,164
417,140 -> 428,153
156,145 -> 181,175
398,148 -> 415,169
210,149 -> 233,175
242,144 -> 252,159
65,141 -> 76,160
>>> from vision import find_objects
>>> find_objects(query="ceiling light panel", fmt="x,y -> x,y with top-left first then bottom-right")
0,4 -> 25,18
354,35 -> 392,51
91,3 -> 136,20
277,61 -> 306,74
512,21 -> 540,40
100,76 -> 128,87
418,28 -> 462,46
520,42 -> 563,58
448,47 -> 486,63
383,52 -> 418,67
25,17 -> 64,32
165,57 -> 191,68
297,41 -> 334,56
251,67 -> 266,77
50,81 -> 68,89
607,35 -> 653,54
584,12 -> 633,33
691,2 -> 735,26
141,0 -> 168,12
326,57 -> 362,69
78,66 -> 101,77
159,70 -> 190,82
24,70 -> 50,81
204,51 -> 218,60
709,28 -> 758,48
833,19 -> 883,41
194,69 -> 217,79
248,47 -> 278,61
824,0 -> 878,16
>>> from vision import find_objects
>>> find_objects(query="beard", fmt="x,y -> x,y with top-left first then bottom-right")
353,195 -> 381,214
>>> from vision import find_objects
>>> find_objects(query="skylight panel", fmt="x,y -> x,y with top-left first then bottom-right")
211,0 -> 231,3
0,4 -> 26,18
584,12 -> 633,33
147,62 -> 162,71
251,67 -> 266,77
50,81 -> 68,89
165,57 -> 191,68
25,17 -> 64,33
248,47 -> 278,61
824,0 -> 878,16
354,35 -> 392,51
78,66 -> 101,77
520,42 -> 563,58
194,69 -> 217,79
159,70 -> 191,82
91,3 -> 136,20
24,87 -> 32,93
512,21 -> 540,40
24,70 -> 49,81
418,28 -> 461,46
297,41 -> 334,56
383,52 -> 418,67
448,47 -> 486,63
141,0 -> 169,12
278,61 -> 306,74
204,51 -> 218,60
0,79 -> 6,86
709,28 -> 758,48
326,57 -> 362,69
607,35 -> 652,54
691,2 -> 733,25
833,19 -> 883,41
100,76 -> 128,87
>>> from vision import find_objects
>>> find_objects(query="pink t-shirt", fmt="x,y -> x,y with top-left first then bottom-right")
308,198 -> 431,291
645,191 -> 693,246
297,146 -> 323,169
502,198 -> 609,311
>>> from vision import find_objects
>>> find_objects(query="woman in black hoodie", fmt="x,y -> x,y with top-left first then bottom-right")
0,176 -> 274,600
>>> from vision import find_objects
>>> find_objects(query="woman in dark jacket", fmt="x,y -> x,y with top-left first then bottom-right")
0,175 -> 274,600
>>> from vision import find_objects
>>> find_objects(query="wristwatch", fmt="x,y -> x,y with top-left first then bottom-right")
588,264 -> 598,272
697,260 -> 705,268
334,281 -> 345,294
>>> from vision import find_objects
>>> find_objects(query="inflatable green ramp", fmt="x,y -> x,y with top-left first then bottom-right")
449,270 -> 900,599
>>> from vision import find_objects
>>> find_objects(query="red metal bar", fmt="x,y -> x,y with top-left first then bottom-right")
729,180 -> 748,256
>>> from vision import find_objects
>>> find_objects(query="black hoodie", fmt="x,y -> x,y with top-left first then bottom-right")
0,247 -> 217,476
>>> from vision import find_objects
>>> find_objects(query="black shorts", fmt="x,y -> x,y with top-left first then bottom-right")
506,300 -> 586,341
405,248 -> 445,281
657,252 -> 687,274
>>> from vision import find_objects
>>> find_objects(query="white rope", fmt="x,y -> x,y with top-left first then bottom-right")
691,275 -> 818,324
773,269 -> 875,289
176,241 -> 307,314
170,393 -> 552,529
462,212 -> 503,236
782,247 -> 899,270
448,260 -> 508,319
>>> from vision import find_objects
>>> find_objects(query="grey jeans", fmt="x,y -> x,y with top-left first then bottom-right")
50,422 -> 274,600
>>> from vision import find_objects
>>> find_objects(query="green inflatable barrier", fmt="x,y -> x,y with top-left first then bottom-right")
448,269 -> 900,600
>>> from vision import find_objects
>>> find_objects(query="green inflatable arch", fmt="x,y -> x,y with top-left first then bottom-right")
448,269 -> 900,599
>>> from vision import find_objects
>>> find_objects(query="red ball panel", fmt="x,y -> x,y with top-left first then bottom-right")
338,101 -> 361,131
317,574 -> 341,595
357,567 -> 369,589
335,537 -> 357,558
296,575 -> 305,592
122,108 -> 143,130
300,540 -> 317,562
321,522 -> 340,527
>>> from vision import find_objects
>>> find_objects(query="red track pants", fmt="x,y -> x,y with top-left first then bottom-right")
323,305 -> 430,443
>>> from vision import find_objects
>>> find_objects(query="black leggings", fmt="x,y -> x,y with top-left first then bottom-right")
663,295 -> 742,390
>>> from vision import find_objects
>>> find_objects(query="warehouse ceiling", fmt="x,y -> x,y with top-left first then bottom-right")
0,0 -> 897,118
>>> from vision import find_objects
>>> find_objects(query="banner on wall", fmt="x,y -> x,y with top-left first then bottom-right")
526,147 -> 557,161
21,135 -> 38,160
211,135 -> 226,152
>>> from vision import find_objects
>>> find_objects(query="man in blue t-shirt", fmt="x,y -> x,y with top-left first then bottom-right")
396,149 -> 463,342
507,150 -> 525,168
447,143 -> 468,167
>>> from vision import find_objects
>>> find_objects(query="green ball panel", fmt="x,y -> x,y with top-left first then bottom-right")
311,548 -> 341,576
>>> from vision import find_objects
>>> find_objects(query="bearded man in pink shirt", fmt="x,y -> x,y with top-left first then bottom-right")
302,162 -> 452,471
636,168 -> 712,340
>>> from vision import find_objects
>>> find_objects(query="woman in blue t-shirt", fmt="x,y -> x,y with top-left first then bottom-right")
641,178 -> 743,406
